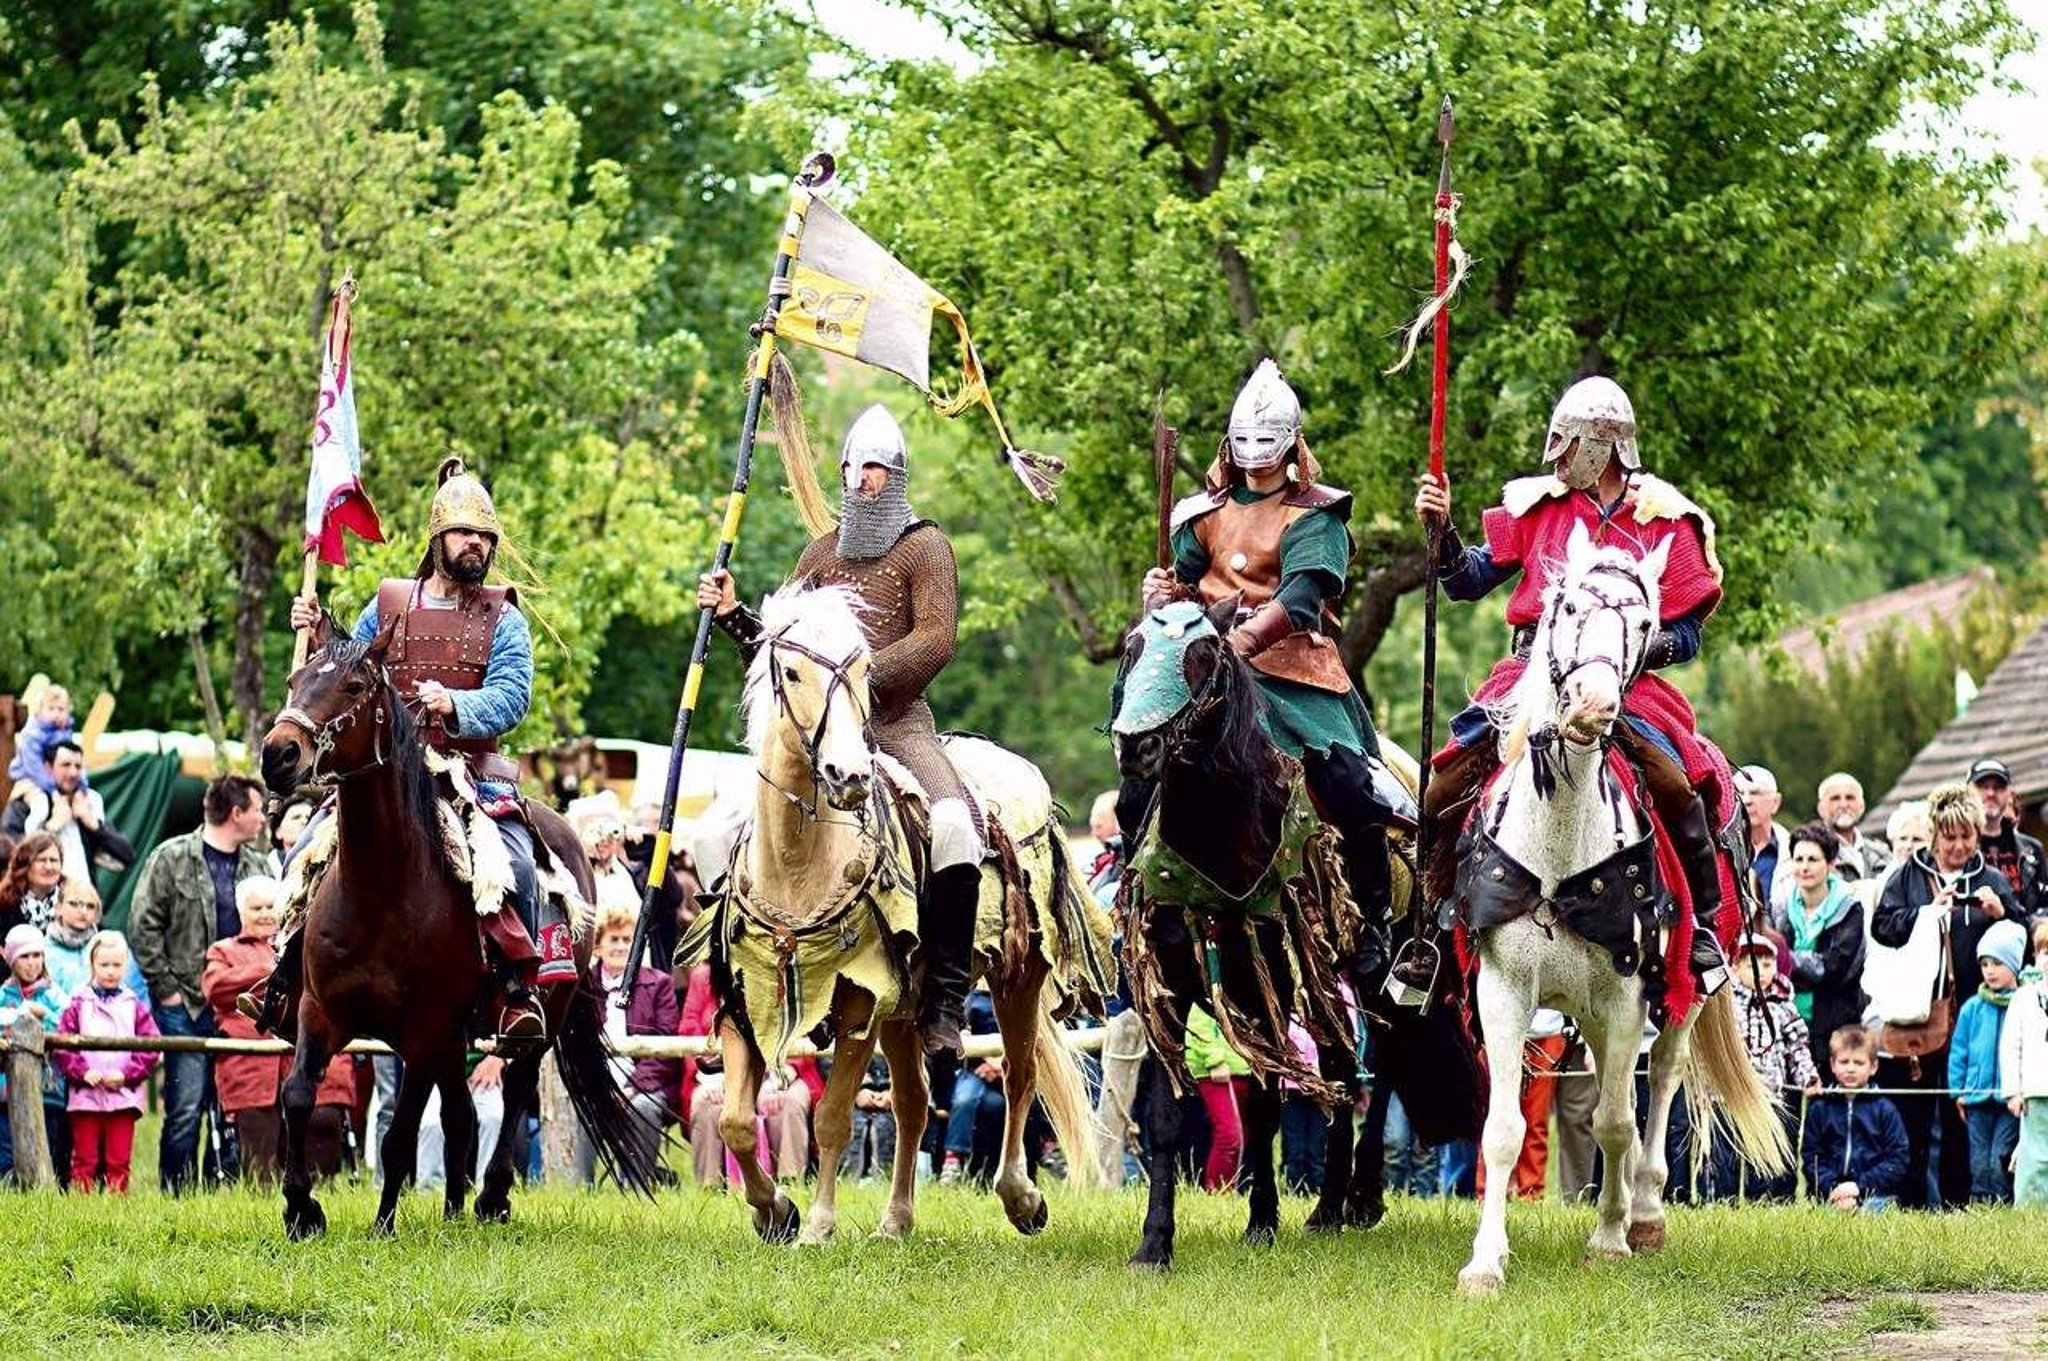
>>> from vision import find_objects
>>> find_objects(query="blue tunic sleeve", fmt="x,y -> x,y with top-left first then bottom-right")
351,601 -> 380,643
447,608 -> 533,739
1437,528 -> 1515,601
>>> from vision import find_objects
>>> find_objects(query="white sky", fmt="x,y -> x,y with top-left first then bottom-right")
805,0 -> 2048,227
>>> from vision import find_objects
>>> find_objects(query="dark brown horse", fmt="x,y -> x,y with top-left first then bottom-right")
259,618 -> 658,1238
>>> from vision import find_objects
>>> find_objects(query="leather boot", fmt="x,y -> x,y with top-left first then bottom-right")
1667,794 -> 1731,996
919,863 -> 982,1057
1337,822 -> 1394,985
1422,741 -> 1498,904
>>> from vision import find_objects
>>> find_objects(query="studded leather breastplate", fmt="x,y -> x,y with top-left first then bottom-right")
375,578 -> 519,780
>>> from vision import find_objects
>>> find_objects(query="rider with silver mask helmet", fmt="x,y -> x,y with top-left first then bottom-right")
1414,375 -> 1732,992
698,404 -> 986,1056
1137,359 -> 1412,988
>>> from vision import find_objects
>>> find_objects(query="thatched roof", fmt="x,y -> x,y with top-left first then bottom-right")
1779,567 -> 1994,676
1867,620 -> 2048,830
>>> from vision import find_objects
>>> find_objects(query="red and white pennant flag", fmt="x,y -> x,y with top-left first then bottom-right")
303,277 -> 384,565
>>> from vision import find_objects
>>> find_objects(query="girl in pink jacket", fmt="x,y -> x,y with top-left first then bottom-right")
55,931 -> 160,1193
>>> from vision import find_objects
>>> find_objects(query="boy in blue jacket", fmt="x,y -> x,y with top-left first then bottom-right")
1951,918 -> 2026,1201
1804,1024 -> 1908,1211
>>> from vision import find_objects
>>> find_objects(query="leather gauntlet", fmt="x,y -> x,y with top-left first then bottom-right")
1226,600 -> 1294,659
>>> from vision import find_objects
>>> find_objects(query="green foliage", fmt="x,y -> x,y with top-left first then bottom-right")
1699,591 -> 2023,818
0,8 -> 707,746
769,0 -> 2032,676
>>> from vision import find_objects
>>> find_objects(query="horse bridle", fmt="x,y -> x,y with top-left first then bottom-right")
275,654 -> 396,783
1541,559 -> 1654,703
1158,634 -> 1237,766
760,627 -> 873,821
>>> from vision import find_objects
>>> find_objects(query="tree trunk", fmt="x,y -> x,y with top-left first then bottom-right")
231,527 -> 280,748
1339,540 -> 1430,681
189,624 -> 229,756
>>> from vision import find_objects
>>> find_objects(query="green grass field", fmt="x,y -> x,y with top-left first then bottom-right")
0,1168 -> 2042,1360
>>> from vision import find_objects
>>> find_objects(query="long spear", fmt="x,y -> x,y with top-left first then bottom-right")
618,152 -> 837,994
1387,96 -> 1462,1007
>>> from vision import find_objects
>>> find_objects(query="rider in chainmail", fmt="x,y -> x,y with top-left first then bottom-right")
699,404 -> 985,1056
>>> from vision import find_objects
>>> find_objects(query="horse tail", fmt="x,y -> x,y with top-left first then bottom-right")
552,983 -> 664,1196
1032,995 -> 1101,1192
1688,987 -> 1792,1175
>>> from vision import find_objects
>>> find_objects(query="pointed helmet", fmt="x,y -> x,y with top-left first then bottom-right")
427,456 -> 503,540
1546,376 -> 1639,489
836,404 -> 916,560
1225,359 -> 1302,471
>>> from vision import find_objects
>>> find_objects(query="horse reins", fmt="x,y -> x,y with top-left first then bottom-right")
275,651 -> 404,783
758,627 -> 874,826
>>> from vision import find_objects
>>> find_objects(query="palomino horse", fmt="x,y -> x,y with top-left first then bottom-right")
1109,597 -> 1481,1271
1452,522 -> 1787,1293
260,619 -> 658,1239
695,583 -> 1109,1244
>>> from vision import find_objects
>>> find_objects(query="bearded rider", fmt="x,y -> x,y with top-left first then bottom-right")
1414,375 -> 1730,993
1137,359 -> 1413,983
281,457 -> 574,1041
697,404 -> 985,1057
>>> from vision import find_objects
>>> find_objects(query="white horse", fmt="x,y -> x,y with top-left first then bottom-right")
1455,522 -> 1787,1294
698,583 -> 1109,1246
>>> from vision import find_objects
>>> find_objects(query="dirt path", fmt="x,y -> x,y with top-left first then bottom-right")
1831,1291 -> 2048,1359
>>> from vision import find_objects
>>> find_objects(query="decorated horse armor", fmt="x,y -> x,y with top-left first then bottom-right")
711,404 -> 986,1055
1422,375 -> 1733,995
1139,359 -> 1414,983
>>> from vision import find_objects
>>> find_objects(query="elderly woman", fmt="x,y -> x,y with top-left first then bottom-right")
1871,782 -> 2021,1209
574,902 -> 680,1186
571,795 -> 643,913
1770,824 -> 1866,1073
202,876 -> 357,1184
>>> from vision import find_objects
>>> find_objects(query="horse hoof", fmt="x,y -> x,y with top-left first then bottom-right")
475,1197 -> 511,1225
1128,1253 -> 1172,1275
1008,1194 -> 1049,1237
870,1216 -> 913,1242
368,1215 -> 395,1240
1626,1221 -> 1665,1254
283,1200 -> 327,1241
1579,1247 -> 1631,1267
755,1195 -> 801,1245
1304,1206 -> 1343,1236
1455,1268 -> 1503,1297
1346,1197 -> 1387,1231
1242,1224 -> 1277,1248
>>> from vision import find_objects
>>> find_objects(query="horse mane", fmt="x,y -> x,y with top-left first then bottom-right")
1191,643 -> 1274,778
741,583 -> 870,756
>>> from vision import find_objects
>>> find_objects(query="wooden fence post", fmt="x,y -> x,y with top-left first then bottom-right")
4,1014 -> 56,1190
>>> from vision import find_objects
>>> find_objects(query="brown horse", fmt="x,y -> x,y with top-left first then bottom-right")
259,618 -> 659,1239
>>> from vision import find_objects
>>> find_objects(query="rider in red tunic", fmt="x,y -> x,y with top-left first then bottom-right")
1415,376 -> 1731,992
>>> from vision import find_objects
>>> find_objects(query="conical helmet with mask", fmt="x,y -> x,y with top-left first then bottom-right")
1546,376 -> 1639,490
837,403 -> 916,560
1225,359 -> 1303,472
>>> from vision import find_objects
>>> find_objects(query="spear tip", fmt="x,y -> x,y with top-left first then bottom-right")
1437,94 -> 1455,145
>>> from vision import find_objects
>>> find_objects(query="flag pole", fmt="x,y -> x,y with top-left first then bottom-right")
619,152 -> 837,995
293,272 -> 357,673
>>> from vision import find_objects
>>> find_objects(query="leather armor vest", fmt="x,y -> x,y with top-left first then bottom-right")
375,578 -> 521,784
1190,488 -> 1353,693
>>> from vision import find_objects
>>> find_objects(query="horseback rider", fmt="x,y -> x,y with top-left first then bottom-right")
696,404 -> 984,1057
283,457 -> 575,1040
1413,375 -> 1730,993
1137,359 -> 1411,982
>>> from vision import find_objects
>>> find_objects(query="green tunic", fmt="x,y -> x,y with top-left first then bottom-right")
1171,490 -> 1379,760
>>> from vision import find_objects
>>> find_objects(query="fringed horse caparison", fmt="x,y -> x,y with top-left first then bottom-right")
259,615 -> 662,1240
1110,596 -> 1481,1272
683,583 -> 1112,1246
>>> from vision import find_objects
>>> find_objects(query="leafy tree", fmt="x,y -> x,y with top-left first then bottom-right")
776,0 -> 2029,684
0,8 -> 708,747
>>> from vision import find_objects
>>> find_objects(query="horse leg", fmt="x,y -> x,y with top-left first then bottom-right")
436,1061 -> 477,1222
873,1020 -> 927,1241
1307,1044 -> 1358,1234
281,997 -> 341,1241
1348,1070 -> 1389,1229
717,1023 -> 797,1243
372,1058 -> 437,1237
1458,959 -> 1535,1295
990,964 -> 1051,1235
1240,1078 -> 1283,1247
1130,1057 -> 1189,1272
1583,1014 -> 1644,1263
1629,1020 -> 1691,1253
801,990 -> 877,1247
476,1056 -> 536,1224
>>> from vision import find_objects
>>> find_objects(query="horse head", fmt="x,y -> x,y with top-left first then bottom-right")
1518,520 -> 1668,753
261,614 -> 403,795
745,584 -> 875,813
1110,595 -> 1253,782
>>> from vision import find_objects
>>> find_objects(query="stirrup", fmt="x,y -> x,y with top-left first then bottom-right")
1384,936 -> 1439,1011
496,998 -> 547,1044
